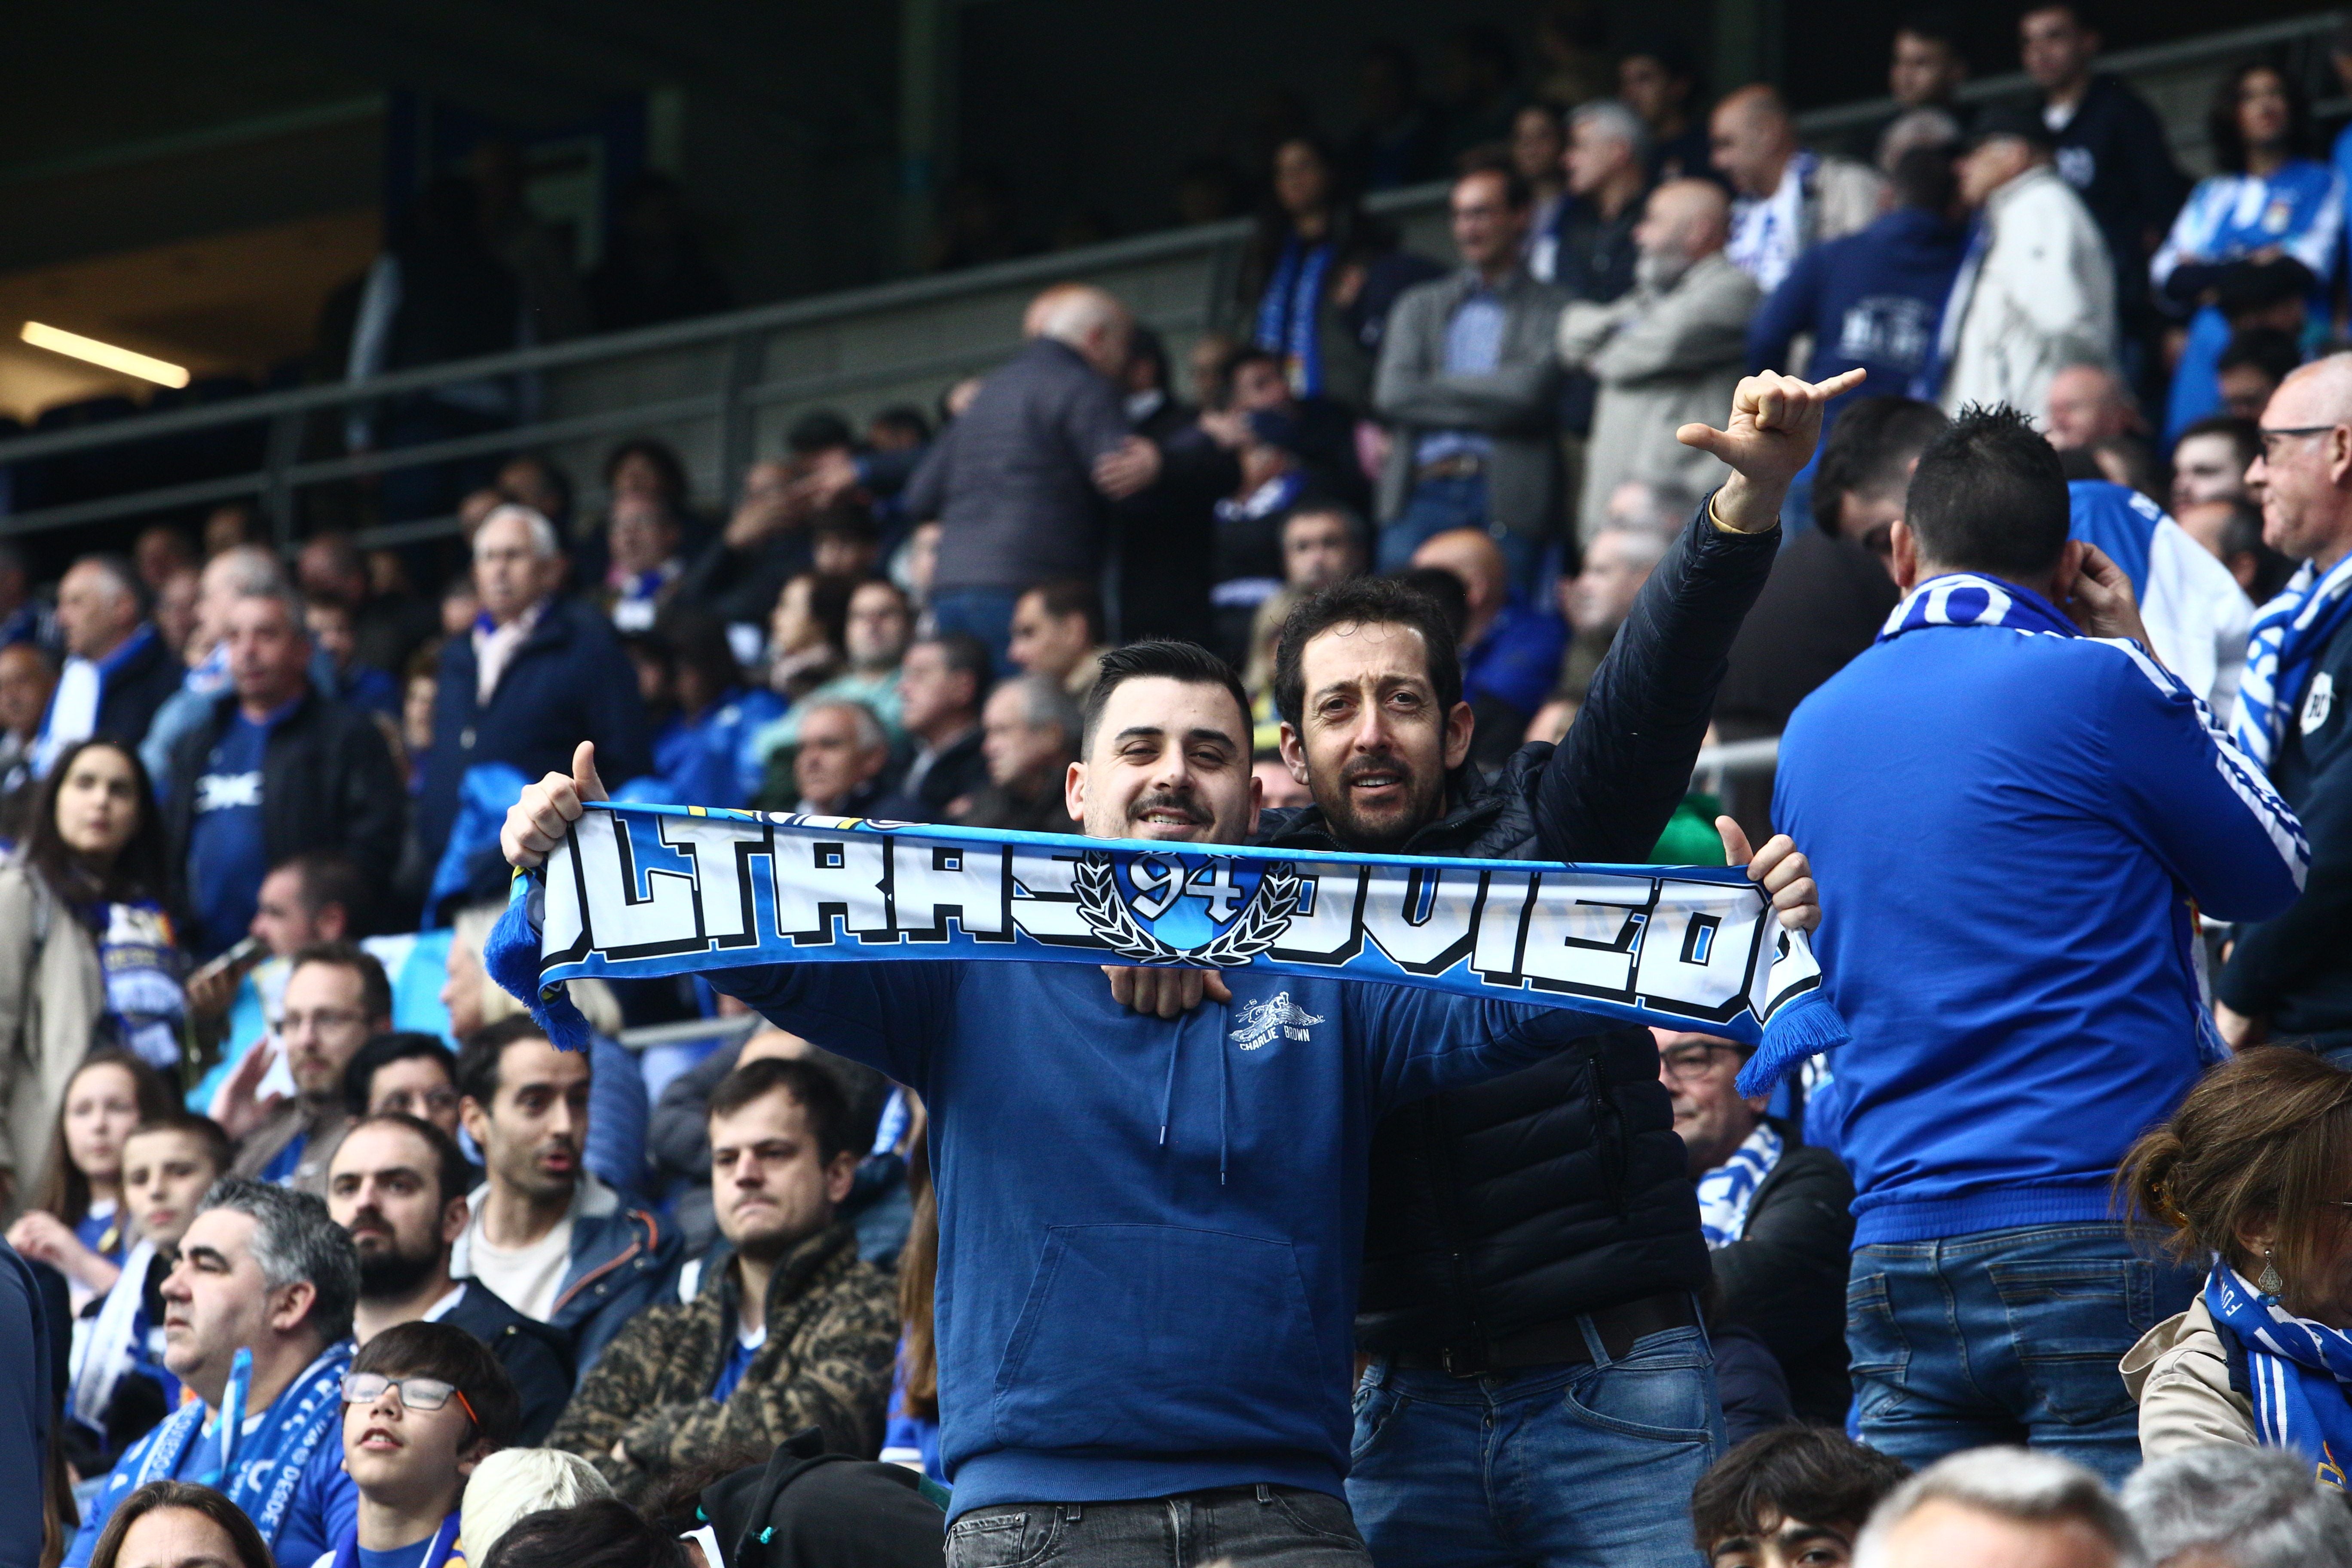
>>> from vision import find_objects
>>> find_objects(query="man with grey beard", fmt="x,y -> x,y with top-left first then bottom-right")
1560,178 -> 1761,538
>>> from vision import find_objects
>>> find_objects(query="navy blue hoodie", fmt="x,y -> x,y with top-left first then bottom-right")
1746,205 -> 1965,412
711,958 -> 1615,1520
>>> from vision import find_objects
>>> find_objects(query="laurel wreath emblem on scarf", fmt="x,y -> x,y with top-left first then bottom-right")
1073,851 -> 1303,967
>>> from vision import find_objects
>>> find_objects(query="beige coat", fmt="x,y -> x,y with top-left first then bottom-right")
2121,1295 -> 2257,1458
0,855 -> 107,1219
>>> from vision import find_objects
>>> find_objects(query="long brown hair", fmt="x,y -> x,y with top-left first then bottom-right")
895,1181 -> 939,1421
86,1482 -> 274,1568
30,1049 -> 178,1226
2118,1047 -> 2352,1313
20,739 -> 173,910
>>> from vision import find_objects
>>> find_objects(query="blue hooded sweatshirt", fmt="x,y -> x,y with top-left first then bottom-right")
1746,205 -> 1965,418
711,958 -> 1619,1520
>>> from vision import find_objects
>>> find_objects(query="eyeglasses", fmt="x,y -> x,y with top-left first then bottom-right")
1659,1042 -> 1742,1083
278,1008 -> 368,1034
341,1372 -> 479,1425
2258,424 -> 2341,460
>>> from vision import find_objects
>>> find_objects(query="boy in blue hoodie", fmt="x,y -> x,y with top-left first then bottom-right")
1774,404 -> 2306,1484
502,642 -> 1654,1568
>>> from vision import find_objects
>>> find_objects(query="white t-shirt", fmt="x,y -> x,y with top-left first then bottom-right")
464,1216 -> 573,1323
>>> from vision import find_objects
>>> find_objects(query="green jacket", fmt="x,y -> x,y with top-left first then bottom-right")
548,1220 -> 898,1501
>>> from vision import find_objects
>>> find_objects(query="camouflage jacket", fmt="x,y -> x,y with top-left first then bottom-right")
548,1220 -> 897,1500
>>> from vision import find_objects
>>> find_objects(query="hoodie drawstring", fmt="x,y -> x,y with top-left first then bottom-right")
1158,1013 -> 1182,1148
1218,1015 -> 1230,1186
1158,1008 -> 1231,1185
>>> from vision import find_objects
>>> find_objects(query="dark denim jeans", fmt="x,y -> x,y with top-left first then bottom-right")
1375,475 -> 1547,598
1346,1321 -> 1721,1568
944,1486 -> 1369,1568
1848,1221 -> 2197,1487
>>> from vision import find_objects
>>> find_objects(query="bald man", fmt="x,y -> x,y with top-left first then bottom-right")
1709,84 -> 1887,293
1410,528 -> 1567,725
908,282 -> 1159,666
1561,180 -> 1762,540
31,555 -> 181,776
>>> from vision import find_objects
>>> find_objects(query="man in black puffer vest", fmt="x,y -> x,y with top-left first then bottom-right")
1109,367 -> 1846,1568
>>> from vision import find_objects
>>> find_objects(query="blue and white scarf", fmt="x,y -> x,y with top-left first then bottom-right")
69,1240 -> 158,1431
2233,552 -> 2352,774
2205,1265 -> 2352,1489
490,805 -> 1850,1081
1695,1121 -> 1783,1250
1253,237 -> 1334,397
1877,572 -> 2081,644
102,1342 -> 352,1546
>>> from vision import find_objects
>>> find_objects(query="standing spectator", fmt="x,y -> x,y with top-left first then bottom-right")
2155,63 -> 2341,445
450,1018 -> 679,1376
32,557 -> 180,779
1655,1029 -> 1854,1425
152,571 -> 199,664
2217,358 -> 2352,1056
1112,325 -> 1239,647
218,942 -> 392,1191
2021,2 -> 2189,364
906,284 -> 1157,665
1689,1427 -> 1912,1568
1513,107 -> 1568,280
1554,524 -> 1667,702
1344,42 -> 1439,193
1409,529 -> 1566,728
325,1321 -> 518,1568
1618,36 -> 1713,185
343,1035 -> 463,1138
601,496 -> 686,634
1561,180 -> 1760,541
2066,481 -> 2252,721
64,1180 -> 361,1568
6,1051 -> 173,1308
183,851 -> 369,1104
782,702 -> 894,818
624,613 -> 782,810
957,676 -> 1078,834
1709,86 -> 1887,296
1773,406 -> 2305,1482
1927,106 -> 2116,420
1747,146 -> 1965,429
549,1058 -> 898,1502
0,642 -> 55,795
1237,137 -> 1384,408
585,173 -> 732,332
2176,496 -> 2288,606
1870,10 -> 1972,159
873,634 -> 990,824
2171,414 -> 2258,513
417,506 -> 651,904
165,585 -> 402,957
0,542 -> 55,654
132,530 -> 198,600
1544,101 -> 1655,484
1851,1449 -> 2142,1568
326,1114 -> 574,1445
140,544 -> 283,797
1373,157 -> 1569,591
1006,580 -> 1109,700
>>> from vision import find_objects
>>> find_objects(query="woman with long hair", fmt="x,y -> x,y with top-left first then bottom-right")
879,1178 -> 941,1481
1234,136 -> 1390,410
5,1049 -> 176,1305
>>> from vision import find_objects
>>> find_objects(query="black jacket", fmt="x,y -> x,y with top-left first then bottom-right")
90,628 -> 183,757
1260,499 -> 1779,1355
2049,74 -> 2189,313
441,1279 -> 579,1442
873,728 -> 988,826
164,688 -> 405,940
1710,1121 -> 1855,1425
2217,611 -> 2352,1048
1113,394 -> 1239,646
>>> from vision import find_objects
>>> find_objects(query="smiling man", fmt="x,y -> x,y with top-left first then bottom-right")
502,640 -> 1647,1568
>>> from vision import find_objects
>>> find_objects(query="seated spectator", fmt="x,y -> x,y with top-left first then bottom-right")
2173,497 -> 2291,604
479,1498 -> 686,1568
299,529 -> 438,684
747,581 -> 911,783
1711,85 -> 1887,295
1851,1448 -> 2142,1568
64,1113 -> 230,1475
2118,1445 -> 2352,1568
343,1034 -> 463,1141
217,942 -> 391,1191
203,504 -> 263,560
1409,528 -> 1566,724
1690,1426 -> 1911,1568
328,1114 -> 574,1444
2043,363 -> 2142,452
457,1450 -> 614,1568
1560,179 -> 1760,540
0,641 -> 55,794
763,572 -> 853,704
873,634 -> 990,824
1928,104 -> 2114,419
1281,505 -> 1367,595
34,557 -> 182,781
603,494 -> 687,634
2168,414 -> 2257,513
303,597 -> 401,720
328,1320 -> 521,1568
1555,525 -> 1666,702
184,849 -> 368,1110
1597,479 -> 1699,542
0,540 -> 52,652
809,505 -> 883,582
1007,579 -> 1109,700
7,1051 -> 175,1311
1655,1029 -> 1854,1425
66,1180 -> 361,1568
775,701 -> 893,818
1207,414 -> 1324,664
2060,435 -> 2164,503
451,1018 -> 679,1375
623,613 -> 783,810
957,675 -> 1079,834
2216,326 -> 2302,422
165,584 -> 402,957
678,459 -> 805,636
894,519 -> 943,619
645,1026 -> 863,1257
82,1482 -> 276,1568
550,1058 -> 898,1503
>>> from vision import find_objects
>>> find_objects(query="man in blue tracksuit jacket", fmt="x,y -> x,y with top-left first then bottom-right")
502,642 -> 1645,1568
1774,404 -> 2306,1485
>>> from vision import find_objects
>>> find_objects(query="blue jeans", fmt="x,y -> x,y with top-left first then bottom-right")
946,1487 -> 1369,1568
1376,475 -> 1547,599
929,588 -> 1024,674
1347,1321 -> 1721,1568
1848,1222 -> 2196,1487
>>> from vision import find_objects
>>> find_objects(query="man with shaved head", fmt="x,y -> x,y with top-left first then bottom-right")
2217,354 -> 2352,1056
1561,179 -> 1760,539
31,554 -> 180,776
1409,529 -> 1564,728
1709,83 -> 1886,294
908,282 -> 1160,666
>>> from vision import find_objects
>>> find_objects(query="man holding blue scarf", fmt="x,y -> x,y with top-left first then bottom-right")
68,1179 -> 361,1568
2218,355 -> 2352,1059
1774,404 -> 2308,1485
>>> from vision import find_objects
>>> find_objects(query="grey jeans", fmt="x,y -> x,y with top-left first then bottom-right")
945,1486 -> 1371,1568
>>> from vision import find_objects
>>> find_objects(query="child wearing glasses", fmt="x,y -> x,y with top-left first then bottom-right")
322,1321 -> 521,1568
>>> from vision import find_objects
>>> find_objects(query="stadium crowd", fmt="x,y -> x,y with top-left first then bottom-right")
8,5 -> 2352,1567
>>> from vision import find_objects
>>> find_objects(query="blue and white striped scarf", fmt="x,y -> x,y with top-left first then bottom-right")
1877,572 -> 2079,644
1253,238 -> 1333,398
2232,551 -> 2352,774
1695,1121 -> 1782,1250
2205,1265 -> 2352,1489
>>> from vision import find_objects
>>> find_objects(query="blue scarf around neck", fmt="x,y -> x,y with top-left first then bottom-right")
1253,237 -> 1333,397
2233,551 -> 2352,775
331,1513 -> 464,1568
109,1342 -> 352,1545
2205,1265 -> 2352,1489
1877,572 -> 2080,645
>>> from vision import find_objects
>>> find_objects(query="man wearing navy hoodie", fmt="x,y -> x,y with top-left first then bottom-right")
504,646 -> 1656,1568
1774,405 -> 2306,1485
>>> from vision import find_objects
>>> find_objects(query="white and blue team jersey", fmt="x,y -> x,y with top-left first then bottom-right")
2151,159 -> 2342,291
2067,481 -> 2254,724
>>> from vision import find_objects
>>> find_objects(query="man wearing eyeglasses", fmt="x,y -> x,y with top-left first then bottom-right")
221,944 -> 394,1194
2217,355 -> 2352,1057
325,1321 -> 521,1568
1653,1030 -> 1852,1430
